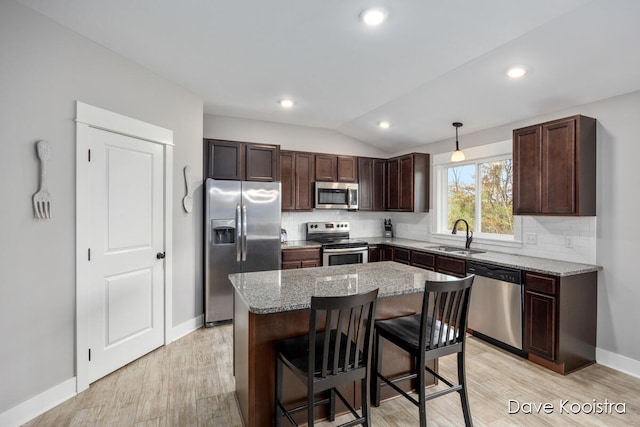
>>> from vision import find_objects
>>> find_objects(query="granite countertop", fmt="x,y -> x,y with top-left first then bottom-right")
365,237 -> 601,276
279,237 -> 601,276
229,261 -> 454,314
280,240 -> 322,249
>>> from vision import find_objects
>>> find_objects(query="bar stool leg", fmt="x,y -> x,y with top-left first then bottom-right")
307,386 -> 315,427
361,376 -> 371,427
418,355 -> 427,427
458,351 -> 473,427
329,388 -> 336,421
373,329 -> 382,407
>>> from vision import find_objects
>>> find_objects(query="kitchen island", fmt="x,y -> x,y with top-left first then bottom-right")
229,261 -> 458,427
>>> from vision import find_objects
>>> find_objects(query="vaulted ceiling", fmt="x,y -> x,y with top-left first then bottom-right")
19,0 -> 640,152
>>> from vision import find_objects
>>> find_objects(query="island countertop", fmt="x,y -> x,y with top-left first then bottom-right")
228,261 -> 455,314
231,261 -> 444,426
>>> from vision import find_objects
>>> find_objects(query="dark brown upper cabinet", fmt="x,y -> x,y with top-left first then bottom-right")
204,139 -> 279,182
386,153 -> 429,212
358,157 -> 386,211
280,150 -> 314,211
513,115 -> 596,216
314,154 -> 357,182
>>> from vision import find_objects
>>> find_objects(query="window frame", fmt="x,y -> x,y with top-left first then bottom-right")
432,140 -> 522,248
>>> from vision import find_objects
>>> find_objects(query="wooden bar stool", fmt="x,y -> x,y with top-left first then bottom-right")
373,276 -> 475,427
274,289 -> 379,427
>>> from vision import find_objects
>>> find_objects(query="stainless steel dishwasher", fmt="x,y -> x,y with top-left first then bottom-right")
467,261 -> 524,354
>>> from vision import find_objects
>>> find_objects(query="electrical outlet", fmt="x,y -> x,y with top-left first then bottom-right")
565,236 -> 573,248
525,233 -> 537,244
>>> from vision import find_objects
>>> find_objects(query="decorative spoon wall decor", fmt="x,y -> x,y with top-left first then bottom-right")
182,165 -> 193,213
33,140 -> 52,219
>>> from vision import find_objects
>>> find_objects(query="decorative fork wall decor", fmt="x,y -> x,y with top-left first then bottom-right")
33,140 -> 52,219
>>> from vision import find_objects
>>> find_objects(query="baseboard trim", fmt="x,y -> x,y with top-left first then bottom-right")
0,377 -> 76,427
170,314 -> 204,342
597,347 -> 640,379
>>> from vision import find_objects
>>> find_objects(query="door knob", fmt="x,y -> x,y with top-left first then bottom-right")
156,252 -> 166,259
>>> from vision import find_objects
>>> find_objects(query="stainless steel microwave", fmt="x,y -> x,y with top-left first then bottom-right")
315,182 -> 358,210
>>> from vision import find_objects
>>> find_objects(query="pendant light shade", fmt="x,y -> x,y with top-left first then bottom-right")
451,122 -> 465,162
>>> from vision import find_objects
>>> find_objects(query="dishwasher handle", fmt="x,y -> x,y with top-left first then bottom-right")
467,261 -> 522,284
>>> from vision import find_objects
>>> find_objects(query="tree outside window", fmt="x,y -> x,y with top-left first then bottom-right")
446,158 -> 513,236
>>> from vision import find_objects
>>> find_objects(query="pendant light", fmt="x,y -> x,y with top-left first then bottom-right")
451,122 -> 465,162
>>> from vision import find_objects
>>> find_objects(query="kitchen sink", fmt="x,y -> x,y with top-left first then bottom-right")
449,249 -> 485,255
425,245 -> 486,255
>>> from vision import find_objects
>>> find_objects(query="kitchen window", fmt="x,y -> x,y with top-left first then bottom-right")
433,140 -> 521,245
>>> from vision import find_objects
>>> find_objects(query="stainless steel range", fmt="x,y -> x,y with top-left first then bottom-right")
306,221 -> 368,265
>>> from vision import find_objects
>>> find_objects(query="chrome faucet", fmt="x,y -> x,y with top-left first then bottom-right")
452,218 -> 473,249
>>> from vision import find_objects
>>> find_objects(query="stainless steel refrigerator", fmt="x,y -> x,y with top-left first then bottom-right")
205,179 -> 281,325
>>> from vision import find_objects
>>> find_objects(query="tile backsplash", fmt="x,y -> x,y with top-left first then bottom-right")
281,211 -> 388,241
281,211 -> 596,265
518,216 -> 596,264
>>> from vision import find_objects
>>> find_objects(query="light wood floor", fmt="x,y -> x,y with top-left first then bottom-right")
24,325 -> 639,426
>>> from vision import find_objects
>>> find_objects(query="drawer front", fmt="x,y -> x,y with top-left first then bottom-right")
393,247 -> 411,264
281,261 -> 301,269
282,248 -> 321,262
411,251 -> 435,269
301,260 -> 320,268
436,255 -> 466,276
524,272 -> 557,295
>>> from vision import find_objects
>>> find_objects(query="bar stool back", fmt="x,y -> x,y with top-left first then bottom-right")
373,276 -> 474,427
275,288 -> 379,427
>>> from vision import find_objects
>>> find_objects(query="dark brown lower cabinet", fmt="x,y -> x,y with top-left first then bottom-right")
368,245 -> 392,263
524,289 -> 556,360
281,247 -> 321,269
392,247 -> 411,265
435,255 -> 466,277
523,271 -> 597,374
410,250 -> 435,271
370,243 -> 598,376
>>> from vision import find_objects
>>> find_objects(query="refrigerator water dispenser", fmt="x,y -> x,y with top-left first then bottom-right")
211,220 -> 236,244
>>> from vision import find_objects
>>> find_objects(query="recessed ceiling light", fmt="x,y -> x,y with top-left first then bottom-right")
279,99 -> 294,108
360,8 -> 388,26
506,65 -> 528,79
378,121 -> 391,129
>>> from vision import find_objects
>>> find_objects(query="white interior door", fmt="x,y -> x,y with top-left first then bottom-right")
87,127 -> 165,383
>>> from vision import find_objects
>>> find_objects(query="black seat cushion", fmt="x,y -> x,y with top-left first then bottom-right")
376,314 -> 458,352
275,330 -> 363,378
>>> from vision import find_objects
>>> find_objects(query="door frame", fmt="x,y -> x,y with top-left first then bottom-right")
75,101 -> 174,392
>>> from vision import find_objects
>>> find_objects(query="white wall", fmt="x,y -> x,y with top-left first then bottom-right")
0,0 -> 203,418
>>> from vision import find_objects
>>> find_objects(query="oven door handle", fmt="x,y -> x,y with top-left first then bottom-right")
323,247 -> 368,254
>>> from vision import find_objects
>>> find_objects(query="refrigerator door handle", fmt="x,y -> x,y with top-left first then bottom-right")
242,204 -> 248,261
236,204 -> 241,262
